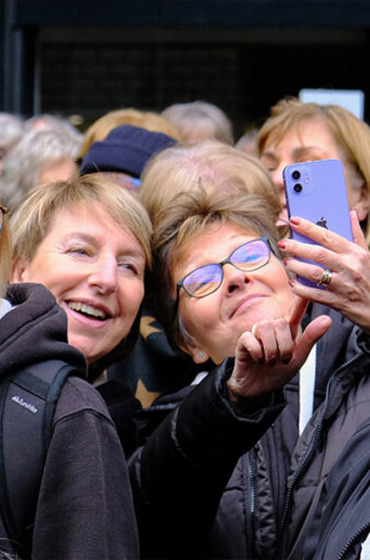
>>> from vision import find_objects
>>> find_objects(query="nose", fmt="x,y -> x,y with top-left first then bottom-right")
88,255 -> 118,294
223,263 -> 251,294
271,165 -> 287,209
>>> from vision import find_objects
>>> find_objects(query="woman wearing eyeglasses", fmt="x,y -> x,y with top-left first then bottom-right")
130,189 -> 370,560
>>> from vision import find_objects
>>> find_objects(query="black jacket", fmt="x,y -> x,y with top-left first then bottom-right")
0,283 -> 139,559
130,305 -> 370,559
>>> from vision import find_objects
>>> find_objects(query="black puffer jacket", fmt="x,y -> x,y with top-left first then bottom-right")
130,306 -> 370,559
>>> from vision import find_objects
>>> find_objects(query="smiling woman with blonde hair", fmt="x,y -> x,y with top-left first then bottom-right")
0,178 -> 140,557
11,173 -> 152,378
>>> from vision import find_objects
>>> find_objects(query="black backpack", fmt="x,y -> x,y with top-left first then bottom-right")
0,359 -> 75,556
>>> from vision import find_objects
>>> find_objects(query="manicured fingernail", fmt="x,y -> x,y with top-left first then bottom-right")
290,217 -> 300,226
278,240 -> 286,250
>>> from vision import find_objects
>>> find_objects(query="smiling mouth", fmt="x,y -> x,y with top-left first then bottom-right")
231,295 -> 266,318
68,302 -> 109,321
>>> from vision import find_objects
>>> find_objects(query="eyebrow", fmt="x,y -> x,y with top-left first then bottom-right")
261,146 -> 329,161
291,146 -> 329,159
63,232 -> 145,259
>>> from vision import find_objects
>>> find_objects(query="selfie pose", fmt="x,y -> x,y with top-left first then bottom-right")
130,189 -> 370,560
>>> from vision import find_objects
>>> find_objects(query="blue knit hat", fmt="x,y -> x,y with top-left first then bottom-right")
80,124 -> 177,178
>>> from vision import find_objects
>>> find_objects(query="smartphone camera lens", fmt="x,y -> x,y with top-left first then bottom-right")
292,170 -> 301,180
293,183 -> 303,193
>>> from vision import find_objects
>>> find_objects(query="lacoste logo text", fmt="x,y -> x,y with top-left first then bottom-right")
11,395 -> 38,414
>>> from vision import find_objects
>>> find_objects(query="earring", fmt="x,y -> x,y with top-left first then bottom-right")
194,350 -> 208,362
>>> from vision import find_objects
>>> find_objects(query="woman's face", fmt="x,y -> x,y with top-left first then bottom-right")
260,118 -> 368,225
172,222 -> 297,365
12,202 -> 146,363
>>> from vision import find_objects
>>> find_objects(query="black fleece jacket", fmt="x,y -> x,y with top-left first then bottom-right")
0,283 -> 139,560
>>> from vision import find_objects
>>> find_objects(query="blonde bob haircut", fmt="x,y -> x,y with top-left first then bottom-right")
257,96 -> 370,245
139,140 -> 281,228
151,189 -> 280,355
10,174 -> 152,269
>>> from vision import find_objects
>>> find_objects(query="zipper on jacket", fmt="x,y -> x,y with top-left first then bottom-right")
277,352 -> 364,558
338,521 -> 370,560
243,452 -> 256,559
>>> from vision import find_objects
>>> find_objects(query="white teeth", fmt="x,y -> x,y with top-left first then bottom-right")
68,302 -> 107,320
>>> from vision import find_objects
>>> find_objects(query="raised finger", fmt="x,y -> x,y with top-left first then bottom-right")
273,318 -> 294,363
287,296 -> 309,340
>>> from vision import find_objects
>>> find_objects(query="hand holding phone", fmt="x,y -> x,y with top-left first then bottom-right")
283,159 -> 353,288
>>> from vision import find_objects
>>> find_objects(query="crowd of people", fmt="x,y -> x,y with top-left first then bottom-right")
0,96 -> 370,559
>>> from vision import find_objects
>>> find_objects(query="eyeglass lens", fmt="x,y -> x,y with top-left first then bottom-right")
182,238 -> 270,297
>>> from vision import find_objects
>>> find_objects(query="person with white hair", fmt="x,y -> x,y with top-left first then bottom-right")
0,123 -> 82,210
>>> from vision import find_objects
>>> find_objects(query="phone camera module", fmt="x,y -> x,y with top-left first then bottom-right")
293,183 -> 303,193
292,170 -> 301,180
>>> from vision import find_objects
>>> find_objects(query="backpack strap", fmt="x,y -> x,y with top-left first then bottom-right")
0,360 -> 76,556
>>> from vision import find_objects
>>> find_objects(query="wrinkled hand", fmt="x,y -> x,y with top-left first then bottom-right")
227,298 -> 331,402
279,212 -> 370,334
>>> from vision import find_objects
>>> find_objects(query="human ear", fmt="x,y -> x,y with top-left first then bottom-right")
352,185 -> 370,223
178,339 -> 210,364
11,257 -> 28,283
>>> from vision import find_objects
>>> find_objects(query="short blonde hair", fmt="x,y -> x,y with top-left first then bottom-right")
139,140 -> 281,227
10,174 -> 152,268
258,96 -> 370,245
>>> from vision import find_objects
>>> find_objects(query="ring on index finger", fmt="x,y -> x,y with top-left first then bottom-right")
317,268 -> 332,287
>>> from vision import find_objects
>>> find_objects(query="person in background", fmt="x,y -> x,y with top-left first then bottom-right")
79,124 -> 177,193
161,100 -> 234,145
257,97 -> 370,242
24,113 -> 81,135
0,113 -> 24,175
0,124 -> 82,210
235,127 -> 258,156
10,174 -> 152,456
77,107 -> 182,161
0,196 -> 139,559
109,141 -> 281,406
129,187 -> 370,559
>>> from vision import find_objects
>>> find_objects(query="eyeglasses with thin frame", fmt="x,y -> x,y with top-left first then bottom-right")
176,237 -> 273,301
0,205 -> 8,235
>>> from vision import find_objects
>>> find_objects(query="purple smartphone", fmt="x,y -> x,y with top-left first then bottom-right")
283,158 -> 353,288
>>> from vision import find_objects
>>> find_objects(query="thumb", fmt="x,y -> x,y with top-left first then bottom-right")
293,315 -> 332,368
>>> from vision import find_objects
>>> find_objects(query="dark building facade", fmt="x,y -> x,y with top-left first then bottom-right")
2,0 -> 370,136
